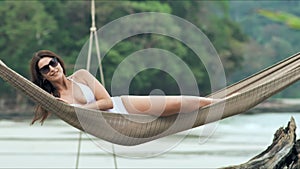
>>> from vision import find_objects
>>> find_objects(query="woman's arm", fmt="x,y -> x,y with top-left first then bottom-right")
72,69 -> 113,110
81,98 -> 113,110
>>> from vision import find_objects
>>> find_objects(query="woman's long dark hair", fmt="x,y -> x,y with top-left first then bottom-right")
30,50 -> 66,124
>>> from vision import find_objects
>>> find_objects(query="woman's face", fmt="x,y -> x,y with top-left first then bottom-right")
38,57 -> 64,81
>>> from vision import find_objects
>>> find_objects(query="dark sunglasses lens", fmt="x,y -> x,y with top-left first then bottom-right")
40,58 -> 58,74
50,58 -> 58,67
40,66 -> 50,74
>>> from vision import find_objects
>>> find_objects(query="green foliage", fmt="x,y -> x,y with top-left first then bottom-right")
93,1 -> 248,95
258,9 -> 300,30
256,9 -> 300,98
1,0 -> 298,105
0,1 -> 57,68
229,1 -> 300,97
0,1 -> 57,95
0,0 -> 249,103
128,1 -> 171,13
41,1 -> 90,71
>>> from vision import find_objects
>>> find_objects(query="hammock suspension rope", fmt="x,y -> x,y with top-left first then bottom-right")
75,0 -> 118,168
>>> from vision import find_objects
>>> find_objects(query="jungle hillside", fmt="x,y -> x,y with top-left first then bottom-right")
0,1 -> 299,112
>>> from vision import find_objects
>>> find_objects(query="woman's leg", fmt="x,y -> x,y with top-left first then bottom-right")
120,95 -> 216,116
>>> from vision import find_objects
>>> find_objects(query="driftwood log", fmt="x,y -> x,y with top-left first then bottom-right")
222,117 -> 300,169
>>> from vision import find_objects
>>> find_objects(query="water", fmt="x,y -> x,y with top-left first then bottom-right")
0,113 -> 299,168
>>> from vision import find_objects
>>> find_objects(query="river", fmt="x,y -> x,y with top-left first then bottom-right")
0,112 -> 299,168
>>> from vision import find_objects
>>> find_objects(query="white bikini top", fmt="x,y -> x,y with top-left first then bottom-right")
68,79 -> 128,114
69,79 -> 96,104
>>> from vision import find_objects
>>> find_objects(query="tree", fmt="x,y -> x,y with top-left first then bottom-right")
0,0 -> 249,108
94,1 -> 248,95
0,1 -> 57,96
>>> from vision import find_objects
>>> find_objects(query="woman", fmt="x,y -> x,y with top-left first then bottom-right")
30,50 -> 219,124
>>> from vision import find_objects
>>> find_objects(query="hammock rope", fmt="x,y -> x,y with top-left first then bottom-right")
86,0 -> 104,85
78,0 -> 118,168
0,52 -> 299,146
86,0 -> 118,167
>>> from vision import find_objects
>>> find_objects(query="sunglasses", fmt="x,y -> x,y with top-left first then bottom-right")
39,58 -> 59,74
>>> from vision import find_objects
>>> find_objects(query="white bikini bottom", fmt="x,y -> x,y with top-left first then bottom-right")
107,97 -> 129,114
70,96 -> 129,114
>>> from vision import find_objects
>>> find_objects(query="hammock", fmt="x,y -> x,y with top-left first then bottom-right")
0,52 -> 299,146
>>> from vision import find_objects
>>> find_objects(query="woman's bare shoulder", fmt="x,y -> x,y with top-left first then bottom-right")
74,69 -> 90,76
68,69 -> 93,83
